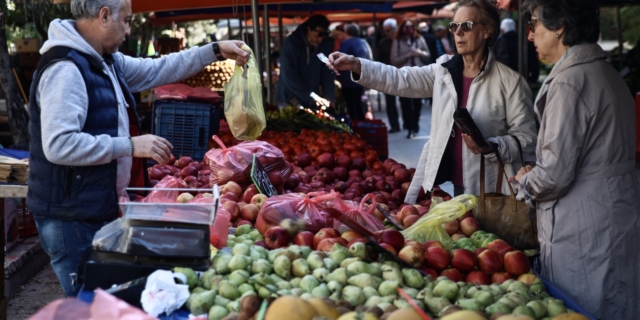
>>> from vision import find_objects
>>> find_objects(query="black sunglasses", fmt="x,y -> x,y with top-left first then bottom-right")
528,19 -> 538,33
448,21 -> 485,33
314,29 -> 330,37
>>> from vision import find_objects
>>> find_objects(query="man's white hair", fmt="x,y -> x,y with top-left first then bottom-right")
71,0 -> 123,20
382,18 -> 397,30
500,18 -> 516,33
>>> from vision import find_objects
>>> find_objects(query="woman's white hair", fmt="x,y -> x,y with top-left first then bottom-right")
382,18 -> 397,30
71,0 -> 123,20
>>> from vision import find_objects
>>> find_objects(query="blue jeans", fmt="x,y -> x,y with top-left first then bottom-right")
34,217 -> 106,297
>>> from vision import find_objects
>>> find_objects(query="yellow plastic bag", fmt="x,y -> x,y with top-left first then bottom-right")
402,194 -> 478,249
223,45 -> 266,140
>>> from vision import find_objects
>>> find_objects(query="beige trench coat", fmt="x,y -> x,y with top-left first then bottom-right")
520,44 -> 640,319
353,52 -> 537,201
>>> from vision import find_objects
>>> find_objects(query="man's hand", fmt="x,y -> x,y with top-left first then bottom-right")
218,40 -> 250,66
509,165 -> 534,184
328,52 -> 362,74
131,135 -> 173,165
462,133 -> 483,154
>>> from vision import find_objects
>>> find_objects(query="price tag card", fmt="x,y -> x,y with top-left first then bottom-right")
250,154 -> 278,197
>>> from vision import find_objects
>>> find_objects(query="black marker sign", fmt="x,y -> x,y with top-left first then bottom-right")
250,154 -> 278,197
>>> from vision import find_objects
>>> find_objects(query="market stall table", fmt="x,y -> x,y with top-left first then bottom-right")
0,183 -> 28,319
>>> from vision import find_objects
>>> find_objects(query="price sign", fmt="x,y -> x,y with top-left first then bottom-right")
250,154 -> 278,197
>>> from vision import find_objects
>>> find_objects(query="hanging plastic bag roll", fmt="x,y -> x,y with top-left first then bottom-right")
223,45 -> 266,140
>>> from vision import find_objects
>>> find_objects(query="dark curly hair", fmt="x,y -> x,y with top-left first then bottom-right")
454,0 -> 501,47
523,0 -> 600,46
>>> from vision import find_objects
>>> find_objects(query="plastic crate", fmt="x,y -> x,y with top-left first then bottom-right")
152,100 -> 220,161
17,198 -> 38,238
533,270 -> 597,319
351,119 -> 388,160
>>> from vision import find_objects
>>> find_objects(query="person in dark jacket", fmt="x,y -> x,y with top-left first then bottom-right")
338,23 -> 372,121
378,18 -> 401,132
494,18 -> 540,85
30,0 -> 249,297
419,22 -> 442,62
276,15 -> 336,110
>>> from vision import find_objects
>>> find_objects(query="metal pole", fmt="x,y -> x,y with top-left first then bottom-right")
617,6 -> 624,68
227,19 -> 232,40
517,2 -> 527,78
264,4 -> 272,104
251,0 -> 263,90
239,19 -> 244,43
278,4 -> 284,49
373,12 -> 381,112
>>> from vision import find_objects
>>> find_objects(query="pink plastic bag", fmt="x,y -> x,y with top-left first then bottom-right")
331,193 -> 386,234
154,83 -> 192,100
254,191 -> 337,235
140,176 -> 187,203
205,136 -> 292,189
189,197 -> 231,249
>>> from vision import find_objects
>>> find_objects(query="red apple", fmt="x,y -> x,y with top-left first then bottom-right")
379,243 -> 397,255
221,192 -> 240,203
221,181 -> 243,198
316,238 -> 347,252
487,239 -> 511,254
403,215 -> 420,228
451,233 -> 467,242
313,228 -> 341,249
517,273 -> 537,285
264,226 -> 289,249
423,240 -> 444,250
284,174 -> 301,190
223,201 -> 241,221
293,231 -> 315,247
451,249 -> 477,273
398,205 -> 419,222
250,194 -> 268,209
440,268 -> 464,282
459,217 -> 480,237
241,203 -> 259,222
419,268 -> 439,280
243,187 -> 259,204
341,230 -> 364,243
474,248 -> 488,256
376,229 -> 405,252
332,166 -> 349,181
497,246 -> 517,258
176,156 -> 193,169
425,247 -> 451,271
399,245 -> 424,268
336,155 -> 351,168
391,189 -> 406,204
491,272 -> 513,284
394,168 -> 412,183
466,271 -> 490,285
503,251 -> 531,276
403,240 -> 424,252
477,249 -> 503,274
295,152 -> 312,167
441,220 -> 459,236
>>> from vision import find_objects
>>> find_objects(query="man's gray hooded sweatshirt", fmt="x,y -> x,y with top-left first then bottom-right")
36,19 -> 217,197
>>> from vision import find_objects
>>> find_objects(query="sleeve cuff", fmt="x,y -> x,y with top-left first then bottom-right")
113,137 -> 132,158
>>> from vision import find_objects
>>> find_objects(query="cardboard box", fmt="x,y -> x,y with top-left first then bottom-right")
4,199 -> 20,252
14,38 -> 42,53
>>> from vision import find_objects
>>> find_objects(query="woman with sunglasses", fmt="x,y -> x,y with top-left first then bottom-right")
391,19 -> 430,139
328,0 -> 537,201
511,0 -> 640,318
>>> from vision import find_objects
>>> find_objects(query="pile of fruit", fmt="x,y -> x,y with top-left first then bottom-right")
175,225 -> 587,320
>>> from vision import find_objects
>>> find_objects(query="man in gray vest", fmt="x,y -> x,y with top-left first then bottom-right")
29,0 -> 249,297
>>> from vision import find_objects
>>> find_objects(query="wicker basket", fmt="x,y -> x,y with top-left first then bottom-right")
180,60 -> 235,91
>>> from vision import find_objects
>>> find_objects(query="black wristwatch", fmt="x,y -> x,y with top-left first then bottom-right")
212,42 -> 224,61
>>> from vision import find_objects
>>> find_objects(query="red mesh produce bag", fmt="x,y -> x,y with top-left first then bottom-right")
330,193 -> 386,234
188,87 -> 222,103
255,191 -> 337,235
154,83 -> 192,101
205,136 -> 292,189
140,176 -> 187,203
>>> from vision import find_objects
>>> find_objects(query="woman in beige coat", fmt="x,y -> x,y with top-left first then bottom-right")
513,0 -> 640,318
391,19 -> 430,139
328,0 -> 537,201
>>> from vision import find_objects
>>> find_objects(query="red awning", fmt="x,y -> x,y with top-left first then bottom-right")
133,0 -> 314,14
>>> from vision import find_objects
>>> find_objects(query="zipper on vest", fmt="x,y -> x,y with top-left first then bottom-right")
66,166 -> 74,200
